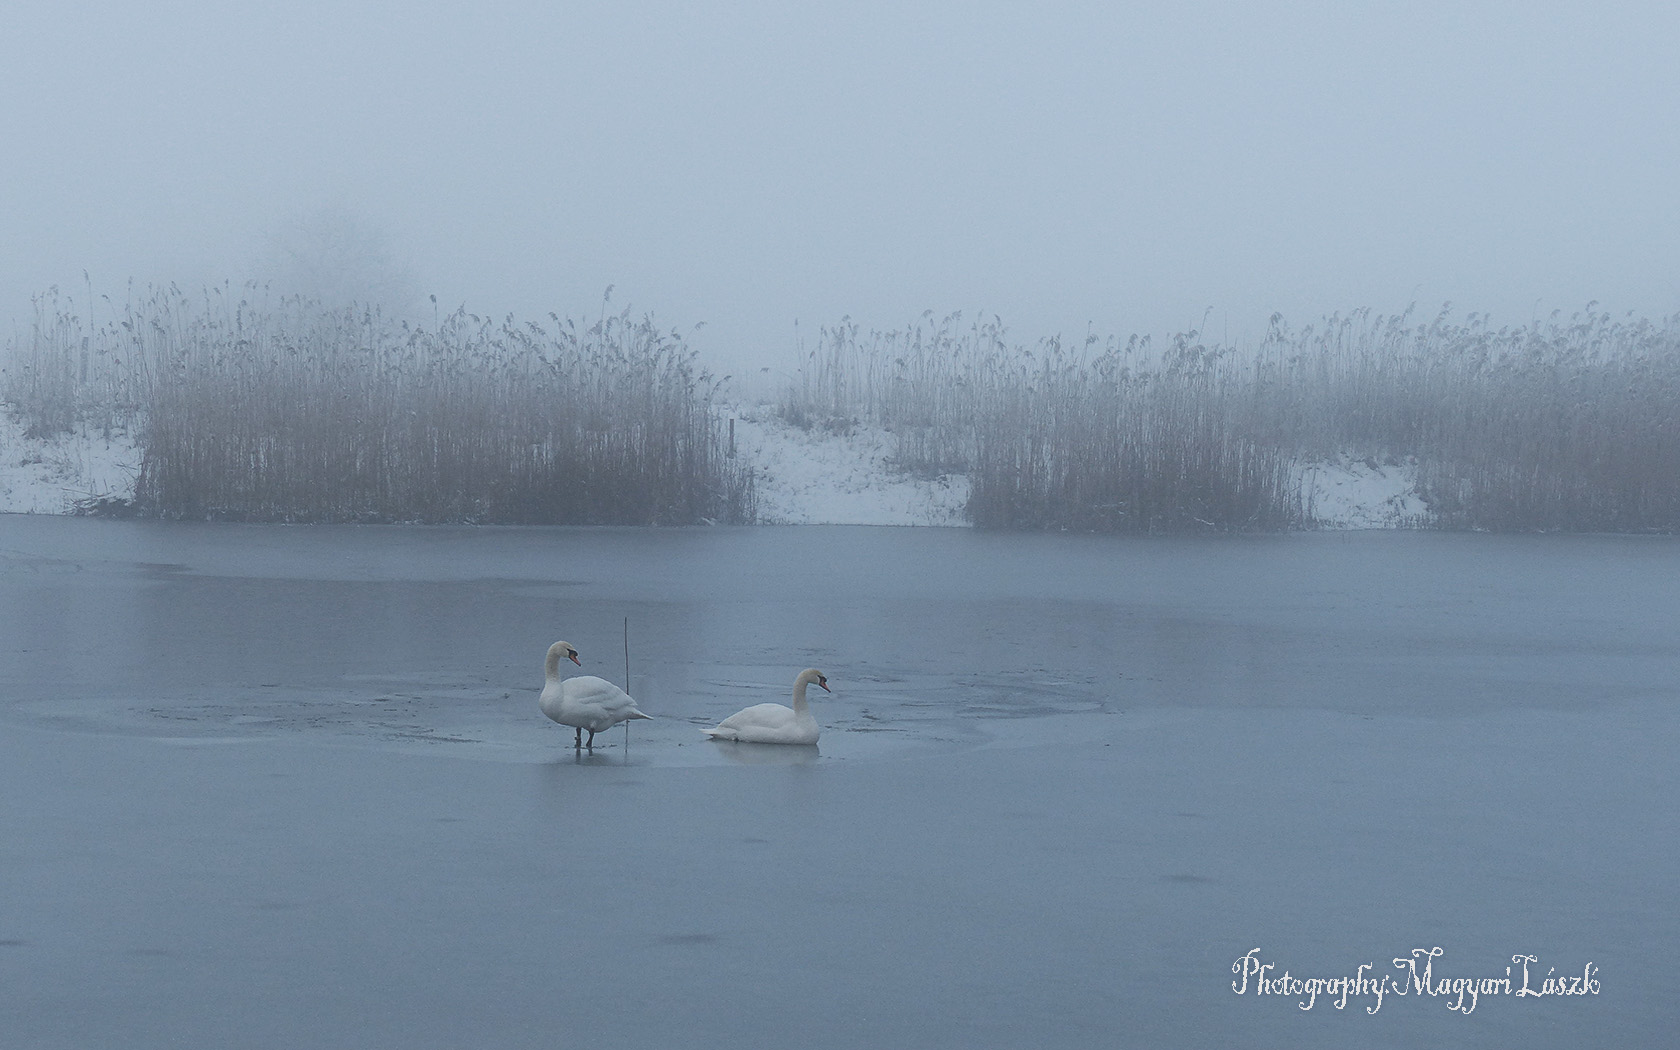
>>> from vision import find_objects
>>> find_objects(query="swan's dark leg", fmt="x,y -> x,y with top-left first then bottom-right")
586,728 -> 596,750
573,726 -> 583,748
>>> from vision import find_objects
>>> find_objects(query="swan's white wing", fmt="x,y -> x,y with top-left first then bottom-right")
714,703 -> 798,732
559,675 -> 649,730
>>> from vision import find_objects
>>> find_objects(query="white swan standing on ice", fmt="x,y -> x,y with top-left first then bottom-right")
702,669 -> 830,745
538,641 -> 652,749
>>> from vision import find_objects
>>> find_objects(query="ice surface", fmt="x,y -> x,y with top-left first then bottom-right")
2,520 -> 1675,1048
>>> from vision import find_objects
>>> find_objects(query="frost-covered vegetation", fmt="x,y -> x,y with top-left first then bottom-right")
9,283 -> 1680,532
2,285 -> 753,524
780,307 -> 1680,532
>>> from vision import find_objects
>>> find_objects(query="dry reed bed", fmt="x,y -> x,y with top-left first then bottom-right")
781,307 -> 1680,532
10,286 -> 1680,531
4,286 -> 753,524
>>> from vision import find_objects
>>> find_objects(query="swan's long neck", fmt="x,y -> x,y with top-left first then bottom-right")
790,669 -> 824,714
544,645 -> 564,683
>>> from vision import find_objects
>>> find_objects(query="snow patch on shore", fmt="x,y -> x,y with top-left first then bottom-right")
1299,454 -> 1431,529
728,406 -> 969,526
0,411 -> 141,514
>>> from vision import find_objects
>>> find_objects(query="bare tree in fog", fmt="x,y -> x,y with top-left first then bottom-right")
259,205 -> 419,316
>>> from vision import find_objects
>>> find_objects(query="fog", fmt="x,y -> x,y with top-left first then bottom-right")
5,0 -> 1678,380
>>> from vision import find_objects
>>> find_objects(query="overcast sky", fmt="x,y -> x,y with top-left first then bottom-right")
4,0 -> 1677,376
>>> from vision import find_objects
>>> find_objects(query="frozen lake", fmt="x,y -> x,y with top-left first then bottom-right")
2,517 -> 1675,1048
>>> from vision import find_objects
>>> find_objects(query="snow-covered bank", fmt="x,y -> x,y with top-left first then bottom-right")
0,412 -> 140,515
727,405 -> 969,526
1299,452 -> 1430,529
0,403 -> 1430,528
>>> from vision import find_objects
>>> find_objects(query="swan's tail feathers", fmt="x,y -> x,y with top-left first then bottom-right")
628,709 -> 654,721
699,726 -> 727,739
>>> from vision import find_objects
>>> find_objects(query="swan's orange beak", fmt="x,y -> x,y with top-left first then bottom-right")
818,677 -> 830,691
568,652 -> 581,665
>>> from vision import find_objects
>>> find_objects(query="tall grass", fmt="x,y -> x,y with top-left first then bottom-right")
3,283 -> 146,440
3,284 -> 753,524
780,306 -> 1680,532
1254,307 -> 1680,530
12,283 -> 1679,532
780,313 -> 1302,530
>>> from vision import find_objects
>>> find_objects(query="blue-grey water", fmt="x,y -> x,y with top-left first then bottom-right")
2,518 -> 1675,1048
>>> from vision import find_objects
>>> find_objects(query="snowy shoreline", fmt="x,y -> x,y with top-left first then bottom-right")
0,403 -> 1427,528
0,411 -> 142,516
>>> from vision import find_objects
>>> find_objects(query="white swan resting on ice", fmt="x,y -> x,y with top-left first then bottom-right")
538,641 -> 652,748
702,668 -> 829,745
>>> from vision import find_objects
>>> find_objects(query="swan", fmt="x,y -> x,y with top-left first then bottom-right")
702,668 -> 829,745
538,641 -> 652,749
